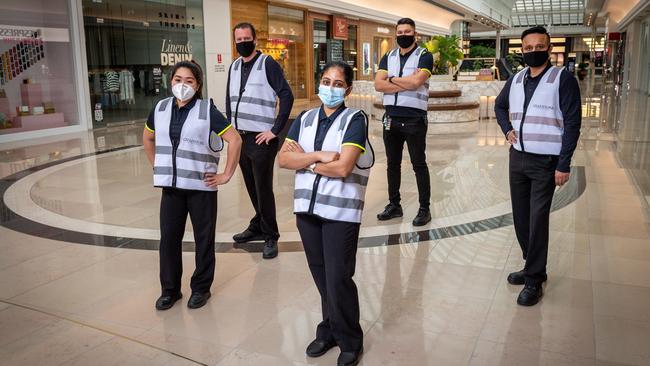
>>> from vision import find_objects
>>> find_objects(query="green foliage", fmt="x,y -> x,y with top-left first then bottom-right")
506,52 -> 523,72
469,45 -> 496,58
422,35 -> 464,75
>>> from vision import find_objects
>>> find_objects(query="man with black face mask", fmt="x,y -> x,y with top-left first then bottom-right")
375,18 -> 434,227
226,22 -> 294,259
494,26 -> 581,306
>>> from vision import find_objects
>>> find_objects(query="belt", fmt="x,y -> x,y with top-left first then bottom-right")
238,130 -> 258,135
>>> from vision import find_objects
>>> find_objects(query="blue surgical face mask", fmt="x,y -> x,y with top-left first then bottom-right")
318,86 -> 347,108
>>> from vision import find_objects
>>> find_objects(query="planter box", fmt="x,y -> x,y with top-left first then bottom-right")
430,74 -> 454,82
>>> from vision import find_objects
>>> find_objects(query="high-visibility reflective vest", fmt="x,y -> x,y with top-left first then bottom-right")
228,54 -> 278,132
382,47 -> 429,111
509,66 -> 565,155
153,97 -> 222,191
294,107 -> 374,223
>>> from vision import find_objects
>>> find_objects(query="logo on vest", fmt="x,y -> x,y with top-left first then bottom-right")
532,103 -> 555,111
182,137 -> 205,146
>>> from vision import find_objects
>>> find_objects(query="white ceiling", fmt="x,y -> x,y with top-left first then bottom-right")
510,0 -> 585,27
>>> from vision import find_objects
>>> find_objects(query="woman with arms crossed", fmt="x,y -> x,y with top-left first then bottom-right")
279,61 -> 373,366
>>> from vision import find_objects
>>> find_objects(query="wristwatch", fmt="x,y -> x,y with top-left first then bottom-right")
307,163 -> 317,173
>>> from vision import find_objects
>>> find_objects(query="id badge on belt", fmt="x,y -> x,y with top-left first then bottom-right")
382,115 -> 392,131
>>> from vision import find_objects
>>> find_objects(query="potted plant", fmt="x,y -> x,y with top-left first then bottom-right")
577,62 -> 589,80
423,35 -> 464,81
506,52 -> 523,73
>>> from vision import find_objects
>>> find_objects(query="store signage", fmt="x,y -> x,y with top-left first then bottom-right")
94,103 -> 103,122
608,32 -> 621,41
0,26 -> 40,41
160,39 -> 193,66
377,27 -> 390,34
153,67 -> 162,93
332,16 -> 348,40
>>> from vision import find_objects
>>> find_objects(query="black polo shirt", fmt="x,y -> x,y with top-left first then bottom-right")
145,98 -> 231,142
378,47 -> 434,118
286,104 -> 367,152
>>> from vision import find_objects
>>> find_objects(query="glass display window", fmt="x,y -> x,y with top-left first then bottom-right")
0,0 -> 80,135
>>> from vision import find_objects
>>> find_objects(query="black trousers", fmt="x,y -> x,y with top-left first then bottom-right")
159,188 -> 217,296
296,214 -> 363,352
383,116 -> 431,209
509,148 -> 558,285
239,133 -> 279,240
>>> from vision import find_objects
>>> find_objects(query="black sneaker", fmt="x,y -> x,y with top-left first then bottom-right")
377,203 -> 403,221
263,239 -> 278,259
517,284 -> 543,306
412,208 -> 431,226
233,229 -> 265,243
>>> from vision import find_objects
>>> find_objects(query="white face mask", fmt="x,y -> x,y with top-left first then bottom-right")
172,83 -> 196,102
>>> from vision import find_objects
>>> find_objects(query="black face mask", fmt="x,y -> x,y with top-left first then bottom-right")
236,40 -> 256,57
523,50 -> 550,67
396,35 -> 415,49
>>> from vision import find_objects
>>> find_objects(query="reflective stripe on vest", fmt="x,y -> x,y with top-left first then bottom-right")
294,107 -> 374,223
153,97 -> 221,191
509,66 -> 564,155
382,47 -> 430,111
228,54 -> 277,132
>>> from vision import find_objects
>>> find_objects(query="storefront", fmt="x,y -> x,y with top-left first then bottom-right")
0,0 -> 84,137
81,0 -> 207,128
358,21 -> 395,81
310,13 -> 360,94
507,37 -> 569,67
0,0 -> 207,141
231,0 -> 396,100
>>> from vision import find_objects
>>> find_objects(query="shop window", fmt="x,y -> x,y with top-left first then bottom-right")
313,19 -> 330,94
82,0 -> 206,127
343,25 -> 358,78
0,0 -> 80,135
267,5 -> 307,99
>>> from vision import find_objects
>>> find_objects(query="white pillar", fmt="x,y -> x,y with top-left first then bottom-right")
203,0 -> 233,111
495,29 -> 501,59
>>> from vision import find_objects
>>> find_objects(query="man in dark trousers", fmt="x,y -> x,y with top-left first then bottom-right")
495,26 -> 581,306
374,18 -> 433,227
227,22 -> 294,259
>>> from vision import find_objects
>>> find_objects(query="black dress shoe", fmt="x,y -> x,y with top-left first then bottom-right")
377,203 -> 403,221
507,270 -> 547,286
337,347 -> 363,366
412,208 -> 431,226
262,239 -> 278,259
306,339 -> 337,358
507,270 -> 526,285
517,284 -> 543,306
233,229 -> 265,243
187,292 -> 211,309
155,292 -> 182,310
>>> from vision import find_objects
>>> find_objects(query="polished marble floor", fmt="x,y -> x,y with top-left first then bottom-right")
1,79 -> 650,365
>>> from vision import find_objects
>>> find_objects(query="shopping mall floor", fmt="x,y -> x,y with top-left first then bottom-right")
1,79 -> 649,366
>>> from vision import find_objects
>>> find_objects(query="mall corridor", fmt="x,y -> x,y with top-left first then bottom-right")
1,0 -> 650,365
